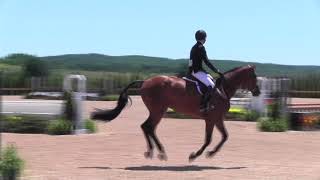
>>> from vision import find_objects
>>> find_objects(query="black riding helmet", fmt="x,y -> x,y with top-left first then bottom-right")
195,30 -> 207,41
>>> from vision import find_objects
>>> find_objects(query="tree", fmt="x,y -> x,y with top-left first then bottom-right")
3,53 -> 36,65
16,55 -> 50,91
23,56 -> 49,77
176,62 -> 188,77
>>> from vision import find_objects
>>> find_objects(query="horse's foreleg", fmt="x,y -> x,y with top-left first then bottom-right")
206,120 -> 228,158
189,120 -> 214,162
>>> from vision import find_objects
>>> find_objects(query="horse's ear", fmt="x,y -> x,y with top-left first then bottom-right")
248,65 -> 256,70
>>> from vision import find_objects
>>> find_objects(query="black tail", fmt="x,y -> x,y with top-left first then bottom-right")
91,80 -> 144,121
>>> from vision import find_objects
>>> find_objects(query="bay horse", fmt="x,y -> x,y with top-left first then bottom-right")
92,65 -> 260,161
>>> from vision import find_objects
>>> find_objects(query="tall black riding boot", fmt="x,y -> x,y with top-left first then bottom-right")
200,86 -> 213,112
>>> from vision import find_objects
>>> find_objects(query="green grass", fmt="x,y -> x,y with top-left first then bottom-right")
165,107 -> 261,121
0,115 -> 49,134
0,63 -> 21,72
165,108 -> 193,119
227,107 -> 260,121
101,95 -> 119,101
0,115 -> 98,136
2,53 -> 320,98
227,107 -> 248,120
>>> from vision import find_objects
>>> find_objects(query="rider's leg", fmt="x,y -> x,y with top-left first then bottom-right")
192,71 -> 215,112
200,86 -> 213,111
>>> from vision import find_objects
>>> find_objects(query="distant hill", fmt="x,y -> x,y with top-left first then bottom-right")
1,53 -> 320,77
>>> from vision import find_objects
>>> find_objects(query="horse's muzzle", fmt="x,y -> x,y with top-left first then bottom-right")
251,85 -> 260,96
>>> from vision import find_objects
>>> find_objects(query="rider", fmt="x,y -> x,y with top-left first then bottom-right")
188,30 -> 224,112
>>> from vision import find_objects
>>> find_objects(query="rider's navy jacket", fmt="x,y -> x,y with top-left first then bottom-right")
189,41 -> 219,73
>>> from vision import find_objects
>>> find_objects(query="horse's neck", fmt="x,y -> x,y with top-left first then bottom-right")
222,69 -> 245,99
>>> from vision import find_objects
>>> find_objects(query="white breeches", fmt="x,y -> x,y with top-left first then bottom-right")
192,71 -> 215,88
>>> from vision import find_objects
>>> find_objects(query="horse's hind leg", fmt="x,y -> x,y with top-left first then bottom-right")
149,126 -> 166,160
140,105 -> 167,160
148,109 -> 168,161
141,118 -> 154,159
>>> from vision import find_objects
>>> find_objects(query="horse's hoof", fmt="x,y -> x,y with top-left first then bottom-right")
188,152 -> 198,162
206,151 -> 215,158
157,153 -> 167,161
144,151 -> 153,159
94,108 -> 103,112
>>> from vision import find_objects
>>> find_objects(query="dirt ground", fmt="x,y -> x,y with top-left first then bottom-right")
2,96 -> 320,180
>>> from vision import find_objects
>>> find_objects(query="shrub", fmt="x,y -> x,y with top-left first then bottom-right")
267,102 -> 281,120
85,119 -> 97,133
63,91 -> 74,121
47,119 -> 72,135
245,110 -> 260,121
0,145 -> 24,180
0,115 -> 48,134
258,117 -> 289,132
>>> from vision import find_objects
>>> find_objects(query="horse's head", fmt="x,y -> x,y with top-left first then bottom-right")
220,65 -> 261,98
242,65 -> 260,96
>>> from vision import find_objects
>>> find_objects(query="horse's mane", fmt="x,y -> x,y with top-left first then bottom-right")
216,67 -> 243,87
223,66 -> 243,75
214,65 -> 252,93
223,65 -> 255,75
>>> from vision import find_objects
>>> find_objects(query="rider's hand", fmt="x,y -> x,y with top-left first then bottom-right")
218,71 -> 224,78
187,68 -> 192,76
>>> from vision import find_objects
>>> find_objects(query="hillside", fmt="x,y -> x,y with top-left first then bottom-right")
1,53 -> 320,77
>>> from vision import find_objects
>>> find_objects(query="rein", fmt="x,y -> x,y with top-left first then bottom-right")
217,76 -> 231,100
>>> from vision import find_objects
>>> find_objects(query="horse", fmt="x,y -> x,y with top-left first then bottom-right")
91,65 -> 260,161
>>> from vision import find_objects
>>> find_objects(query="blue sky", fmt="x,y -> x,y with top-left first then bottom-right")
0,0 -> 319,65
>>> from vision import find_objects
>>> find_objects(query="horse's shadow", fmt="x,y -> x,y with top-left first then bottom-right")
79,167 -> 111,170
80,165 -> 246,172
124,165 -> 246,172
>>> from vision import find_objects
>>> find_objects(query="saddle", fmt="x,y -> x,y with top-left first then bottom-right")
183,75 -> 215,95
183,75 -> 224,97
